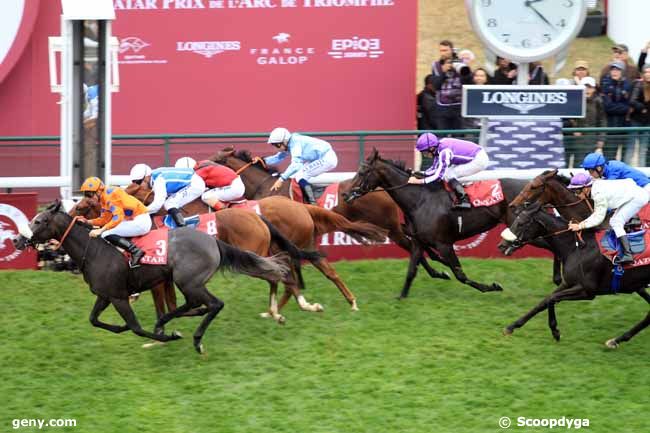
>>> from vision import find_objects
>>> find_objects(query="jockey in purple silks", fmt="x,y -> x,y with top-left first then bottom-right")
408,133 -> 490,209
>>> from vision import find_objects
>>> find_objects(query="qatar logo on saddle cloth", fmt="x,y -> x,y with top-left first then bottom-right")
445,180 -> 505,208
131,214 -> 219,265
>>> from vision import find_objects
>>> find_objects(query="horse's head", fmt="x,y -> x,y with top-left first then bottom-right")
126,180 -> 155,206
13,200 -> 71,250
210,147 -> 270,174
499,201 -> 552,256
210,146 -> 237,165
345,148 -> 382,203
509,169 -> 575,214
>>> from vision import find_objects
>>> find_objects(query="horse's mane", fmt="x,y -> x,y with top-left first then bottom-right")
233,149 -> 279,174
540,169 -> 571,186
380,157 -> 410,174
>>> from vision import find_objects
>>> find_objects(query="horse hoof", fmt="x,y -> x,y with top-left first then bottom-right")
350,301 -> 359,312
277,315 -> 286,325
142,341 -> 166,349
503,328 -> 513,336
440,272 -> 451,280
552,331 -> 561,342
259,312 -> 272,319
314,303 -> 325,312
492,283 -> 504,292
605,339 -> 619,349
171,330 -> 183,339
129,293 -> 140,304
195,343 -> 205,354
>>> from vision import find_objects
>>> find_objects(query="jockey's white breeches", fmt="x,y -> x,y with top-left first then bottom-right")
293,150 -> 338,182
610,194 -> 649,237
202,176 -> 246,206
164,175 -> 205,210
444,149 -> 490,180
101,213 -> 152,238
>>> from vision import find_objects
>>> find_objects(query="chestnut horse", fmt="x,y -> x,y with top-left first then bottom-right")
72,197 -> 323,325
210,148 -> 451,282
123,182 -> 387,311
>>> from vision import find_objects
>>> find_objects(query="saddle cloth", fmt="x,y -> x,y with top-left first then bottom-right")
128,214 -> 219,266
595,229 -> 650,268
226,200 -> 262,214
444,179 -> 505,208
290,180 -> 340,209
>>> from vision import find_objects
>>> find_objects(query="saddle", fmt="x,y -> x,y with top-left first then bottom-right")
596,229 -> 650,268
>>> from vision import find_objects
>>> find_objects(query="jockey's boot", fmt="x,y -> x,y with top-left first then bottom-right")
448,178 -> 471,209
168,207 -> 186,227
299,181 -> 317,205
615,235 -> 634,265
105,235 -> 145,267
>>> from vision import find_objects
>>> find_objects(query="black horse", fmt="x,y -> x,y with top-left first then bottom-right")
501,202 -> 650,348
345,149 -> 558,296
13,201 -> 288,354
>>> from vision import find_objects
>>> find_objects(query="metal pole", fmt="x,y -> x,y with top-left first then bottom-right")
358,134 -> 366,165
516,62 -> 529,86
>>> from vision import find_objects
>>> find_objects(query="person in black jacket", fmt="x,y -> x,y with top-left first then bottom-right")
416,74 -> 437,130
630,64 -> 650,165
493,57 -> 517,85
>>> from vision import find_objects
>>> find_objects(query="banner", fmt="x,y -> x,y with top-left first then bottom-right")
112,1 -> 417,134
0,193 -> 37,270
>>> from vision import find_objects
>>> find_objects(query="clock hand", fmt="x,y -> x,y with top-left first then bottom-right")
525,1 -> 555,30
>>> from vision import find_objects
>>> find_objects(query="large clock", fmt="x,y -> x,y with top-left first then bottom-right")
465,0 -> 588,62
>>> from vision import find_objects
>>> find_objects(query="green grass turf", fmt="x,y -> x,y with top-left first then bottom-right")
0,258 -> 648,433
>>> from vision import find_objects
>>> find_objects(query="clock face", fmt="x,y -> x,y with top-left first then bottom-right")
469,0 -> 586,61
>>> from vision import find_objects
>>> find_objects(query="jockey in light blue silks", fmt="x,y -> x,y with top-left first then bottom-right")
129,163 -> 205,227
263,127 -> 338,204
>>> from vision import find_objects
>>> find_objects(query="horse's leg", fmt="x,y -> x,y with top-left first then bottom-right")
259,282 -> 287,324
191,289 -> 225,355
111,297 -> 182,342
504,284 -> 593,336
552,256 -> 563,285
435,243 -> 503,292
281,280 -> 324,313
547,303 -> 561,342
164,280 -> 178,312
310,257 -> 358,311
150,283 -> 167,334
392,228 -> 449,280
606,289 -> 650,348
89,296 -> 130,333
398,242 -> 423,299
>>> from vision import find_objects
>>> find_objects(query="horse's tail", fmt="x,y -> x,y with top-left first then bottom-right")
305,205 -> 388,244
216,239 -> 289,282
258,215 -> 322,290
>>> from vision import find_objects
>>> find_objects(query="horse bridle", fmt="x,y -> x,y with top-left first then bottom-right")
348,161 -> 410,199
507,209 -> 582,250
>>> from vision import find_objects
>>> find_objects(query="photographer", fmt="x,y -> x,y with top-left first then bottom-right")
493,56 -> 517,85
432,54 -> 473,130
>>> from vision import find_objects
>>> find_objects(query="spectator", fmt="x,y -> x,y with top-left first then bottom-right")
458,49 -> 476,71
417,74 -> 437,130
601,61 -> 633,161
431,40 -> 455,77
573,60 -> 590,85
528,61 -> 549,85
462,68 -> 491,129
493,56 -> 517,85
600,44 -> 640,81
569,77 -> 606,154
433,57 -> 472,130
630,64 -> 650,165
638,41 -> 650,72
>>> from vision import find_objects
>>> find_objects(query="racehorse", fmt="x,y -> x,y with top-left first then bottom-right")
71,197 -> 323,324
122,181 -> 387,311
344,149 -> 558,296
14,201 -> 289,354
210,147 -> 452,283
501,202 -> 650,348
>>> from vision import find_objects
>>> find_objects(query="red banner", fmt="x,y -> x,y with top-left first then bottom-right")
0,193 -> 38,270
318,225 -> 552,261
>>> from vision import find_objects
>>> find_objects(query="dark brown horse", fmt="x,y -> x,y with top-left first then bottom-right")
210,147 -> 452,281
72,196 -> 323,325
122,182 -> 387,311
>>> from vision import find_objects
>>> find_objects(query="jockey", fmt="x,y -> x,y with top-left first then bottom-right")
129,163 -> 206,227
567,172 -> 649,265
263,127 -> 338,205
581,152 -> 650,199
175,157 -> 245,211
78,176 -> 149,267
408,133 -> 490,209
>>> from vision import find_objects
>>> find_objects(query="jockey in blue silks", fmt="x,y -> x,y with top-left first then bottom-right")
581,152 -> 650,199
263,127 -> 338,205
129,163 -> 205,227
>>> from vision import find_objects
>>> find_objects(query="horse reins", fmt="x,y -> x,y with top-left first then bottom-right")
52,215 -> 91,272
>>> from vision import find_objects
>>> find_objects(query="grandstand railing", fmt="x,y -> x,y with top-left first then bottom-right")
2,126 -> 650,191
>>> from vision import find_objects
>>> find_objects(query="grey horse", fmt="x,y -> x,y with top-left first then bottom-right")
14,201 -> 288,354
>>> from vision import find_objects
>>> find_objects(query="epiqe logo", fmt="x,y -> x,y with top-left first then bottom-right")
0,203 -> 30,262
0,0 -> 40,84
328,37 -> 383,59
